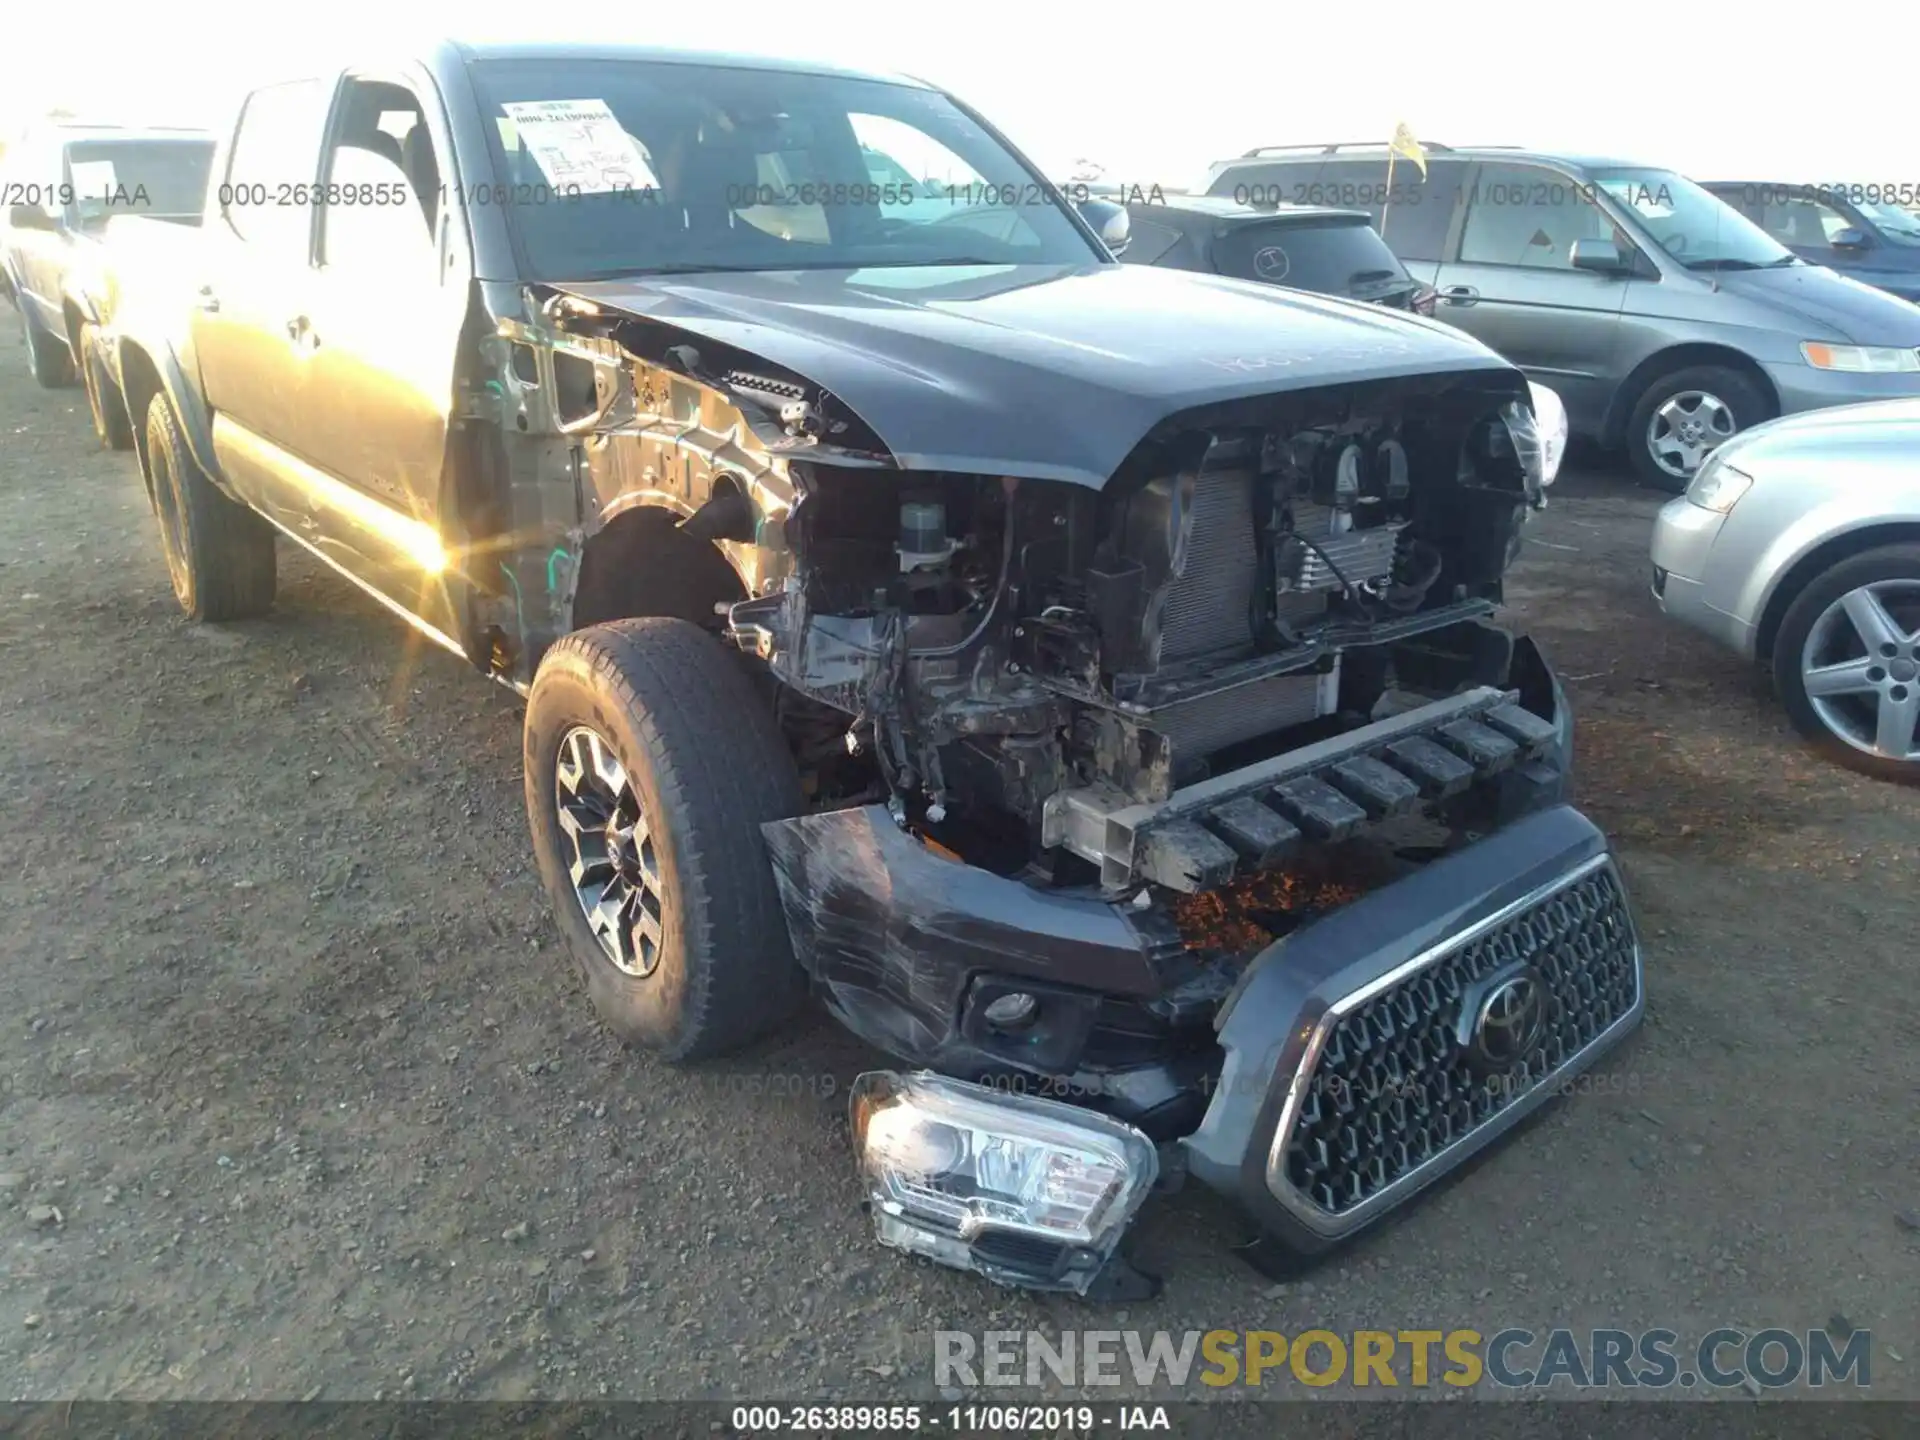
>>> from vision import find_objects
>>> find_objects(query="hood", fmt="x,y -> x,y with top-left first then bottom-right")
553,262 -> 1514,488
1725,395 -> 1920,455
1715,263 -> 1920,344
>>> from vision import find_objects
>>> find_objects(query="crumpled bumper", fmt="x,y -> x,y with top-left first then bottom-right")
1181,802 -> 1644,1256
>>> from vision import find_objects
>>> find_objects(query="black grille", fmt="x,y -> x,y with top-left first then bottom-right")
1283,863 -> 1639,1217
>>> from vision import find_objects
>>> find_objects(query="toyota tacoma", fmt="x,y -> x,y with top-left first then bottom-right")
105,40 -> 1644,1298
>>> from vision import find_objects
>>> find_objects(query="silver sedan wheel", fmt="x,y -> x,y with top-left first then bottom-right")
1800,580 -> 1920,763
1647,391 -> 1737,481
554,724 -> 667,977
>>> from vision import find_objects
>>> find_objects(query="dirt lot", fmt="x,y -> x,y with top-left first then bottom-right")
1,315 -> 1915,1407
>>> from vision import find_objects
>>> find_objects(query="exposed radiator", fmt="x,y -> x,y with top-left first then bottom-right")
1158,469 -> 1260,663
1155,478 -> 1402,666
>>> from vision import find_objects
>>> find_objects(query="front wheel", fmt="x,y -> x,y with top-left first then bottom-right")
1626,365 -> 1766,493
1773,544 -> 1920,785
145,393 -> 276,620
524,618 -> 809,1061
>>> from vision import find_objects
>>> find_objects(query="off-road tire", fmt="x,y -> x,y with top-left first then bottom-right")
144,393 -> 276,620
1773,543 -> 1920,786
81,324 -> 133,450
524,617 -> 808,1061
1625,364 -> 1767,493
21,306 -> 76,389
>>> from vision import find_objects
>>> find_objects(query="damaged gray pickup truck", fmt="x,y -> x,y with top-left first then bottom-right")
108,40 -> 1643,1299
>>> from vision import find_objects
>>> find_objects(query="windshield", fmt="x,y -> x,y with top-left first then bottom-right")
466,59 -> 1102,281
1591,167 -> 1796,270
65,139 -> 215,224
1853,198 -> 1920,247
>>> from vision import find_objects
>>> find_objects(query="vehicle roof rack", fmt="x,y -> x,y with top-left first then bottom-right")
1239,141 -> 1457,158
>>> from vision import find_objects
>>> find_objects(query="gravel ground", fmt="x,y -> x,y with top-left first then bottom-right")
0,314 -> 1915,1407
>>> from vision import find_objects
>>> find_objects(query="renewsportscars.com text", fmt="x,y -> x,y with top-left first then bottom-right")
933,1327 -> 1871,1392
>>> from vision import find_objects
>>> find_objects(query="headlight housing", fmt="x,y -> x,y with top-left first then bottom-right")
1686,457 -> 1754,513
1526,381 -> 1569,487
1800,342 -> 1920,373
850,1070 -> 1158,1295
1498,398 -> 1546,508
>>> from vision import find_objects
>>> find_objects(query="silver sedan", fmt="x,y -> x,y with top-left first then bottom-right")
1651,397 -> 1920,782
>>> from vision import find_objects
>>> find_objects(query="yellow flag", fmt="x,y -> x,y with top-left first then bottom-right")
1390,122 -> 1428,180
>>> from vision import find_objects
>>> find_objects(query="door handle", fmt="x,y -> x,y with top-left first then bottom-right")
195,286 -> 220,313
1441,285 -> 1479,307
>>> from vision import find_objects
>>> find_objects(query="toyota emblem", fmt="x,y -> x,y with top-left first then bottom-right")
1467,968 -> 1546,1069
1252,245 -> 1290,281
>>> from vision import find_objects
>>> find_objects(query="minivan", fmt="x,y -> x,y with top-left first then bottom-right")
1201,143 -> 1920,490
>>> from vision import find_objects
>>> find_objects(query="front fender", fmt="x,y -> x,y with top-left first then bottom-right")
62,284 -> 104,331
1732,491 -> 1920,639
117,328 -> 220,485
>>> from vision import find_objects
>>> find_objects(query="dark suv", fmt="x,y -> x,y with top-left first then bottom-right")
1117,195 -> 1438,313
1202,142 -> 1920,490
1702,183 -> 1920,304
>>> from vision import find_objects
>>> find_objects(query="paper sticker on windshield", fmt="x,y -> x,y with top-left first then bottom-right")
500,99 -> 658,195
68,160 -> 120,205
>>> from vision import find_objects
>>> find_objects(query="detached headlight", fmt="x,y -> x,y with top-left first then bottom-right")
1800,342 -> 1920,373
1686,459 -> 1754,513
850,1070 -> 1158,1295
1526,381 -> 1569,486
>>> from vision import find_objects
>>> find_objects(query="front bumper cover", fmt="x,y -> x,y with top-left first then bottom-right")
1182,802 -> 1644,1255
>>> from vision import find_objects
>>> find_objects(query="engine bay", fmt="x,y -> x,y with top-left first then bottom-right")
720,373 -> 1549,892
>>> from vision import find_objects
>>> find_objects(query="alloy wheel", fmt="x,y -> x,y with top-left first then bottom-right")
1646,390 -> 1736,481
553,724 -> 667,976
1799,580 -> 1920,763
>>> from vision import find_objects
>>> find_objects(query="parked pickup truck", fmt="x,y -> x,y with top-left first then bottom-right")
3,123 -> 215,446
108,40 -> 1644,1297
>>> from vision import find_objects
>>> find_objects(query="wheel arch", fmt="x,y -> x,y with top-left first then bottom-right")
1603,344 -> 1779,449
1755,521 -> 1920,662
118,342 -> 168,501
568,498 -> 751,635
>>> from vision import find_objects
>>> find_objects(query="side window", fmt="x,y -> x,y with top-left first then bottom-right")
1758,195 -> 1851,249
1125,216 -> 1187,266
1459,164 -> 1615,269
1374,158 -> 1463,262
317,77 -> 444,268
224,80 -> 328,256
317,146 -> 440,281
